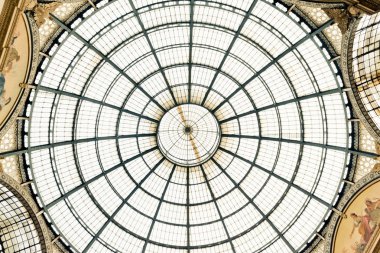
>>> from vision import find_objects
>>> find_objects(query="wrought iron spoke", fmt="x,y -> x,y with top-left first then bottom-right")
83,157 -> 166,252
219,87 -> 341,124
0,134 -> 156,158
218,146 -> 331,207
211,158 -> 296,252
199,165 -> 236,253
201,0 -> 259,106
38,85 -> 159,124
212,19 -> 335,113
188,0 -> 195,103
221,134 -> 379,158
49,14 -> 167,113
142,164 -> 176,252
186,166 -> 190,253
128,0 -> 178,106
44,146 -> 158,209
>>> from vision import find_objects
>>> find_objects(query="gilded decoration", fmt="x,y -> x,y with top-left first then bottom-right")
325,172 -> 380,253
354,124 -> 380,181
0,122 -> 20,182
323,8 -> 359,34
38,0 -> 87,47
296,5 -> 343,53
0,0 -> 40,139
283,0 -> 380,15
26,0 -> 62,27
334,176 -> 380,252
0,14 -> 31,138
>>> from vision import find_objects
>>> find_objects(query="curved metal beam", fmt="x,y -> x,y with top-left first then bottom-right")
211,19 -> 335,113
199,164 -> 236,253
49,14 -> 167,113
44,146 -> 158,209
221,134 -> 379,158
82,157 -> 166,252
142,164 -> 176,252
128,0 -> 178,106
201,0 -> 259,106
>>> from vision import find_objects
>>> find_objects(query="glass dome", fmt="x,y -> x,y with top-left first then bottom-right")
24,0 -> 352,252
157,104 -> 221,167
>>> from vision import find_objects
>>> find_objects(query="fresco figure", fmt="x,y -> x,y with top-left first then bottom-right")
345,197 -> 380,253
349,241 -> 366,253
0,73 -> 11,111
350,213 -> 374,244
364,198 -> 380,212
3,48 -> 20,74
0,74 -> 4,90
364,198 -> 380,229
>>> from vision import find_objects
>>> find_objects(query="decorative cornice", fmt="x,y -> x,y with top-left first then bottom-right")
283,0 -> 380,14
283,0 -> 345,9
354,0 -> 380,14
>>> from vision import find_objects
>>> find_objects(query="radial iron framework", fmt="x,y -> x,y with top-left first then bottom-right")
14,0 -> 372,252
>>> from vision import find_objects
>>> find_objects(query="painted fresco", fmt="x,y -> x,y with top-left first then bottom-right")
334,180 -> 380,253
0,14 -> 30,134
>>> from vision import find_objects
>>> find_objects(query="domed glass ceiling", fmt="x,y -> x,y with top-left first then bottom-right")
24,0 -> 352,252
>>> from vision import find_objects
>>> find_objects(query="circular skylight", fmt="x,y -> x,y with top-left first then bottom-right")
25,0 -> 351,252
157,104 -> 220,166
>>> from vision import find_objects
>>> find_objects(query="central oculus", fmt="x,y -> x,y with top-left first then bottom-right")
157,104 -> 221,167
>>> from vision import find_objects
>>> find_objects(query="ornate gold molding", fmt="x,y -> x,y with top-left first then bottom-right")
26,1 -> 62,27
0,0 -> 22,70
0,12 -> 39,140
324,171 -> 380,252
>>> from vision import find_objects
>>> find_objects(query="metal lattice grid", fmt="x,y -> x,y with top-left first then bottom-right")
157,104 -> 221,167
349,13 -> 380,140
23,0 -> 354,252
0,184 -> 42,253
